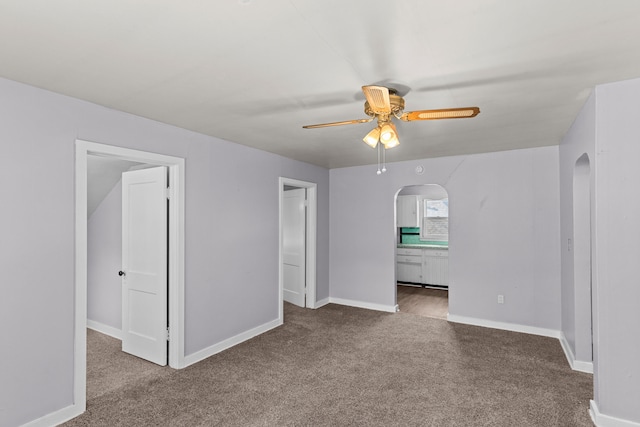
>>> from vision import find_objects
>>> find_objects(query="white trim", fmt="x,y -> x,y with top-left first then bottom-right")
167,156 -> 186,369
183,318 -> 282,367
575,358 -> 594,373
87,320 -> 122,340
306,185 -> 317,309
74,141 -> 88,416
315,297 -> 330,308
559,332 -> 594,373
590,400 -> 640,427
20,404 -> 79,427
448,315 -> 596,373
74,140 -> 186,421
278,177 -> 318,318
446,314 -> 561,339
329,297 -> 398,313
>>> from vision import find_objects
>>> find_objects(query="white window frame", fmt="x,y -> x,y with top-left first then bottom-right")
420,197 -> 449,242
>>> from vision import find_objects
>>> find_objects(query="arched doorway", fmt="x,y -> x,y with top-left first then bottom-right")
395,184 -> 449,318
573,154 -> 593,367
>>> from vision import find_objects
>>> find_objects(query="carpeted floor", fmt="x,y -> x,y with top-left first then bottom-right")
65,303 -> 594,426
397,284 -> 449,319
84,329 -> 170,401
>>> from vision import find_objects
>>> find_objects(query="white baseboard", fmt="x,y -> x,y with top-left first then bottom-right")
20,403 -> 83,427
87,319 -> 122,340
590,400 -> 640,427
25,318 -> 282,425
314,297 -> 330,308
329,297 -> 397,313
559,332 -> 593,374
183,318 -> 282,368
447,314 -> 561,339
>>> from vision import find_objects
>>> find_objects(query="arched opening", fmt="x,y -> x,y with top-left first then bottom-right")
395,184 -> 449,318
573,154 -> 593,365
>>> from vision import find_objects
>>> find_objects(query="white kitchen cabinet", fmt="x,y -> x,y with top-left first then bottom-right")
396,247 -> 448,287
397,260 -> 423,283
423,249 -> 449,286
396,248 -> 423,283
396,195 -> 420,227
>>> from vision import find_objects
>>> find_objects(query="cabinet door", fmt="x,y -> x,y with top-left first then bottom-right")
397,259 -> 423,283
422,251 -> 449,286
397,196 -> 419,227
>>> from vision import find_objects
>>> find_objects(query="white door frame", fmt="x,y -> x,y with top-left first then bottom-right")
74,140 -> 185,415
278,177 -> 317,319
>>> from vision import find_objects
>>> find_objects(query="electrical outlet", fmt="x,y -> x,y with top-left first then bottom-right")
497,295 -> 504,304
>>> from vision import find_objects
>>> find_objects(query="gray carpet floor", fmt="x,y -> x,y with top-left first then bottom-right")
64,303 -> 594,426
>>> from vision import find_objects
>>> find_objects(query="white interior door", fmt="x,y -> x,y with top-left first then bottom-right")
283,188 -> 306,307
121,166 -> 168,365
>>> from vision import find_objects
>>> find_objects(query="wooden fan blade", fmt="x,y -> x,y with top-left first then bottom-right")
302,118 -> 373,129
362,85 -> 391,114
400,107 -> 480,121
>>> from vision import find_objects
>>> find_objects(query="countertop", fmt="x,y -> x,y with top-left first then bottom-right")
398,244 -> 448,249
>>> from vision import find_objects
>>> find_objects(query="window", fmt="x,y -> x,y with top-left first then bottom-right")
420,198 -> 449,242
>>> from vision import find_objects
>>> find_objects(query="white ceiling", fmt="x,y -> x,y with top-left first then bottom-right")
2,1 -> 640,168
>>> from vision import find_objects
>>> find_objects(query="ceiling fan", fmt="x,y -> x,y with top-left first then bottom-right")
303,85 -> 480,150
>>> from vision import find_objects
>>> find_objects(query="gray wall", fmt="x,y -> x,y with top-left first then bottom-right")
559,92 -> 596,364
87,178 -> 123,329
560,77 -> 640,424
330,146 -> 561,330
0,77 -> 330,427
593,78 -> 640,422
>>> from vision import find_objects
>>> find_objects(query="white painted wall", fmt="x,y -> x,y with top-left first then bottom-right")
330,146 -> 561,330
0,76 -> 330,427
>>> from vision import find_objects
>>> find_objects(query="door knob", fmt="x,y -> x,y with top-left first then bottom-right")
118,270 -> 126,277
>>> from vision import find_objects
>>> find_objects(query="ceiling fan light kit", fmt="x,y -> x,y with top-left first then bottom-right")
363,127 -> 380,148
363,121 -> 399,149
379,122 -> 399,148
303,85 -> 480,174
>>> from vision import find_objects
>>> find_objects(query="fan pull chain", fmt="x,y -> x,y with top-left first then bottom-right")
382,145 -> 387,173
376,142 -> 388,175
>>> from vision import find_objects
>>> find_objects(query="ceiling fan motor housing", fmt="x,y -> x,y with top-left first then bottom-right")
364,93 -> 405,118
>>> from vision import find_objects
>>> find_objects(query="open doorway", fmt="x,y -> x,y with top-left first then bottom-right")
74,140 -> 185,417
572,153 -> 593,371
395,184 -> 449,319
278,177 -> 317,320
85,157 -> 169,399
